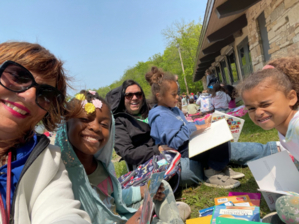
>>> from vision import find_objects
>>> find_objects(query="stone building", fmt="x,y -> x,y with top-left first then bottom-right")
193,0 -> 299,87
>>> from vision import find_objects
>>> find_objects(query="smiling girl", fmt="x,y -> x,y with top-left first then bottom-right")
239,57 -> 299,223
55,90 -> 184,224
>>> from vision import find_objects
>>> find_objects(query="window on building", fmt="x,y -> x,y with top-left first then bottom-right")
215,66 -> 223,83
257,12 -> 271,62
237,37 -> 253,77
227,52 -> 240,84
220,60 -> 231,84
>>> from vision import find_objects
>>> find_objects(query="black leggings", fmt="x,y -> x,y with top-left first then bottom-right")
181,142 -> 230,171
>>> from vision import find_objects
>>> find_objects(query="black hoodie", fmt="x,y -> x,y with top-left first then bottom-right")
106,80 -> 160,169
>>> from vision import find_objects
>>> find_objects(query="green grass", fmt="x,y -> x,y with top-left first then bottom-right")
112,111 -> 279,219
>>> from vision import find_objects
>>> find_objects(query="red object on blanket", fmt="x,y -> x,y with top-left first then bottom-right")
227,107 -> 248,117
44,131 -> 50,137
187,112 -> 200,117
193,114 -> 211,122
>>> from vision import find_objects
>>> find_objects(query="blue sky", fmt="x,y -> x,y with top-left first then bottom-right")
0,0 -> 207,95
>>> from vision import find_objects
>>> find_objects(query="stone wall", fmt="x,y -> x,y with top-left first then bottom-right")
246,0 -> 299,71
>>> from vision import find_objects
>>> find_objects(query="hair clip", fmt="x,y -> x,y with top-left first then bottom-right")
262,65 -> 275,70
75,93 -> 102,114
75,93 -> 85,101
89,90 -> 96,95
84,103 -> 96,114
92,99 -> 103,109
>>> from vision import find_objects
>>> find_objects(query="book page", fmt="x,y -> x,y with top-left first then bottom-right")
248,151 -> 299,192
188,119 -> 233,158
248,151 -> 299,210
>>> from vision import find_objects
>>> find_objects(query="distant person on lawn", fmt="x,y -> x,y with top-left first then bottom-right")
206,69 -> 218,89
187,98 -> 199,115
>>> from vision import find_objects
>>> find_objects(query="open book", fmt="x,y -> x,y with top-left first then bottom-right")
248,151 -> 299,210
188,119 -> 233,158
212,110 -> 245,142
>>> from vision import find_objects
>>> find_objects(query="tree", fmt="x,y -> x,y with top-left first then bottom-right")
95,19 -> 203,98
161,19 -> 203,94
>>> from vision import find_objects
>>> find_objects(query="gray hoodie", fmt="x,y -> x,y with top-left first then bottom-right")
211,91 -> 231,109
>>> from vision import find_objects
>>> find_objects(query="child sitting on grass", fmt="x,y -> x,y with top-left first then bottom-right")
211,83 -> 231,112
187,98 -> 199,115
224,85 -> 238,109
55,90 -> 186,224
146,66 -> 243,189
196,90 -> 214,114
239,57 -> 299,224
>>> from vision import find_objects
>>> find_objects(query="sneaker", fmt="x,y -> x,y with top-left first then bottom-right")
204,169 -> 240,189
262,212 -> 284,223
223,167 -> 245,179
176,202 -> 191,221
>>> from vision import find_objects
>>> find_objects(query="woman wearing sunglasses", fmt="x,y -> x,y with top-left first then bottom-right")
0,42 -> 90,224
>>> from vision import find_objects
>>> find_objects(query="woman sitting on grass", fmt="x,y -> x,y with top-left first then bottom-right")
239,57 -> 299,224
55,90 -> 186,224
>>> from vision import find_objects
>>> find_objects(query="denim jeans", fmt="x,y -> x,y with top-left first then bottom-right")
179,141 -> 278,187
229,141 -> 278,165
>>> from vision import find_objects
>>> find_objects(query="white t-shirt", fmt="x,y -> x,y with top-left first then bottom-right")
278,111 -> 299,161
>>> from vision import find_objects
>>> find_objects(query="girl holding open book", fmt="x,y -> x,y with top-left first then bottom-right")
239,57 -> 299,224
146,66 -> 244,189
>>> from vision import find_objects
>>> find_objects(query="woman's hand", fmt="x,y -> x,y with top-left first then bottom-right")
158,145 -> 174,152
126,206 -> 142,224
153,183 -> 165,201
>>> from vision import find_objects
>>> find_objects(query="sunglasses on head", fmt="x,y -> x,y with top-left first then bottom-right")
124,91 -> 143,100
0,60 -> 64,111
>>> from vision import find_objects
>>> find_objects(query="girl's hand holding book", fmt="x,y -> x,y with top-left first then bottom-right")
195,114 -> 212,131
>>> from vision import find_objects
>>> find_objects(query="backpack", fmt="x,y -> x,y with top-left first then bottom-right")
118,149 -> 181,192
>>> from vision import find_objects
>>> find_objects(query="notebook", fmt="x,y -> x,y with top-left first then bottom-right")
216,217 -> 266,224
228,192 -> 261,207
211,205 -> 260,224
186,215 -> 212,224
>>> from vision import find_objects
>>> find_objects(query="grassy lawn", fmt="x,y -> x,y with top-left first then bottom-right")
112,112 -> 279,219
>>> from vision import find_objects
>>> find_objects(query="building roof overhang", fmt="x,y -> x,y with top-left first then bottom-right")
193,0 -> 261,82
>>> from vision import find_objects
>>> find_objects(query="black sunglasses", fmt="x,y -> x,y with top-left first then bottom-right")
0,60 -> 64,111
124,92 -> 143,100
